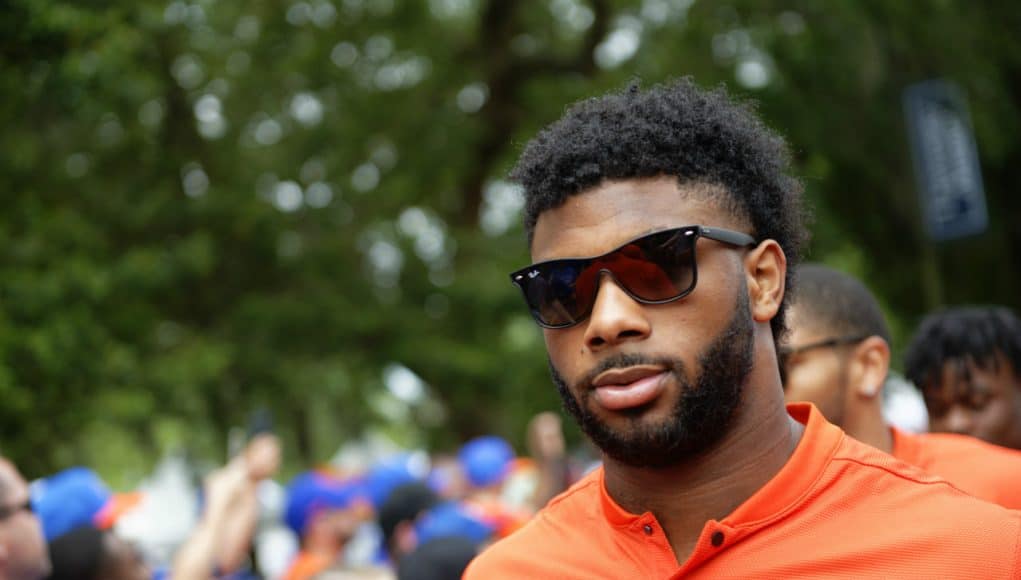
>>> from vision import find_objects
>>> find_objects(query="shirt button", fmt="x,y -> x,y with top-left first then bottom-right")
643,524 -> 654,535
711,531 -> 725,547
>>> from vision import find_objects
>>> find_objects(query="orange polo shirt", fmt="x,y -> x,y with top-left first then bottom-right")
465,403 -> 1021,579
892,426 -> 1021,509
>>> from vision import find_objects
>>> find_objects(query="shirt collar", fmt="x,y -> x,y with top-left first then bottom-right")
723,402 -> 843,526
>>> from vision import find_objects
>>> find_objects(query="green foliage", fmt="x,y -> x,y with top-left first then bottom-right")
1,0 -> 1019,480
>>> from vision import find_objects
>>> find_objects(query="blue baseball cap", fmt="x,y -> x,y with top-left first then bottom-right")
414,501 -> 495,546
31,467 -> 142,542
458,436 -> 514,488
284,470 -> 368,536
363,452 -> 430,509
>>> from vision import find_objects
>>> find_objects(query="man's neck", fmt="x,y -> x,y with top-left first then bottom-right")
601,384 -> 802,563
841,403 -> 893,454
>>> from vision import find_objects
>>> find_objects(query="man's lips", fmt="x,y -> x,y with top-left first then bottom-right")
590,366 -> 668,411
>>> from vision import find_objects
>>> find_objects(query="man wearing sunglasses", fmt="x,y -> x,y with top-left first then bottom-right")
464,79 -> 1021,579
782,264 -> 1021,509
0,457 -> 50,580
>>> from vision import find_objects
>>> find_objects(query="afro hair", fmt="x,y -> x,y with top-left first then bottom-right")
511,77 -> 806,343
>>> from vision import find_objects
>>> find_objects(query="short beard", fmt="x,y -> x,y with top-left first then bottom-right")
550,287 -> 755,468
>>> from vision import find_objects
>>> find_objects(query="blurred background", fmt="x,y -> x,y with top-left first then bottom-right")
2,0 -> 1019,486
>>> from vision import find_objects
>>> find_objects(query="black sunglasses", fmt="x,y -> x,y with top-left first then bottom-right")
778,334 -> 871,370
0,498 -> 33,520
509,225 -> 757,328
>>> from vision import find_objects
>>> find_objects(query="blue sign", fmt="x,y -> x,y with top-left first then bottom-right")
903,80 -> 988,241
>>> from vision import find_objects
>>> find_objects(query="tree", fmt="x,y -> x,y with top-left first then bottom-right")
1,0 -> 1018,480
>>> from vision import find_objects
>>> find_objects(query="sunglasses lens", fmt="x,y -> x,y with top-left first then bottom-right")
608,229 -> 695,301
518,228 -> 697,327
521,260 -> 595,327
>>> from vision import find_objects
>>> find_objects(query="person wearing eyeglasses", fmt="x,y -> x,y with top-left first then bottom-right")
782,263 -> 1021,509
0,457 -> 51,580
904,306 -> 1021,450
463,79 -> 1021,579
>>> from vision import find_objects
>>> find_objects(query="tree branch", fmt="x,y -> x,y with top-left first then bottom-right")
454,0 -> 613,227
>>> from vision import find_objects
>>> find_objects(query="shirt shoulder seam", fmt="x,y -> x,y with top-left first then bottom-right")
831,455 -> 973,496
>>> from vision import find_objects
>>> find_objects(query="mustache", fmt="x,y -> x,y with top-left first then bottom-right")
576,352 -> 688,391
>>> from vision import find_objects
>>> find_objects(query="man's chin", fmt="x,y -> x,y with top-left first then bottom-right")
597,441 -> 691,469
581,417 -> 696,468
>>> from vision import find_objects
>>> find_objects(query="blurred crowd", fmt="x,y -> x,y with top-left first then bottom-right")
0,406 -> 587,580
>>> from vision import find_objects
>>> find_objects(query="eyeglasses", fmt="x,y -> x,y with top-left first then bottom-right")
509,225 -> 757,329
0,499 -> 33,521
778,334 -> 870,369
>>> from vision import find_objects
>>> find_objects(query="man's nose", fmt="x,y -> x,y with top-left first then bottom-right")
582,273 -> 652,351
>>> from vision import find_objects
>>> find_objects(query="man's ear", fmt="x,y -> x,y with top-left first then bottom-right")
744,240 -> 786,323
849,336 -> 891,399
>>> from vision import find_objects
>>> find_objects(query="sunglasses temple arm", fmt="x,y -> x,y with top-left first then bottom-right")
701,227 -> 756,247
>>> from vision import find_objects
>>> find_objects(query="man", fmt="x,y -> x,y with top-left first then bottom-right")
904,306 -> 1021,450
454,436 -> 531,539
281,470 -> 374,580
45,527 -> 149,580
378,482 -> 440,563
782,264 -> 1021,508
380,481 -> 498,566
523,411 -> 572,510
31,467 -> 143,543
396,537 -> 476,580
465,79 -> 1021,578
0,457 -> 50,580
171,432 -> 282,580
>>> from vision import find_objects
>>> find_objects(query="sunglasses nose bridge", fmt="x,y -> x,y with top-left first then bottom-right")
586,267 -> 614,290
580,268 -> 654,348
589,268 -> 641,307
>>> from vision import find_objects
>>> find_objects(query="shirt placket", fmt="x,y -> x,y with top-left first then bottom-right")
669,520 -> 736,579
629,514 -> 681,578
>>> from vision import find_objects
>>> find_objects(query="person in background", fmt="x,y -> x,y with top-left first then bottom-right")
377,479 -> 500,574
456,437 -> 530,539
0,456 -> 50,580
524,412 -> 571,510
30,467 -> 143,543
782,264 -> 1021,508
30,467 -> 149,580
377,483 -> 440,564
490,412 -> 574,517
45,527 -> 148,580
904,306 -> 1021,450
457,437 -> 514,498
466,78 -> 1021,578
170,433 -> 281,580
395,537 -> 477,580
281,470 -> 372,580
424,456 -> 467,503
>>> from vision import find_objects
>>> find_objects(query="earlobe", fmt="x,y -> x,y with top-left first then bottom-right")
745,240 -> 786,323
